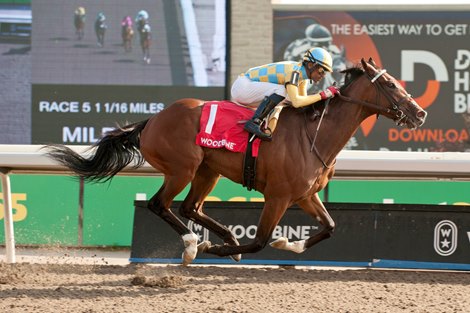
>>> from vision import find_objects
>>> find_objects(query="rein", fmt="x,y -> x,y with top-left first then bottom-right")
338,68 -> 412,124
305,67 -> 410,169
304,100 -> 335,169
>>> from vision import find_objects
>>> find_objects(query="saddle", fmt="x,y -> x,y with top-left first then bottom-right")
195,100 -> 264,190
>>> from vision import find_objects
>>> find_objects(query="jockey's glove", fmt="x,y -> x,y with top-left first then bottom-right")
319,86 -> 340,100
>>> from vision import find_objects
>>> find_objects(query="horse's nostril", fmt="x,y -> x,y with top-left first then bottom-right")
416,110 -> 427,119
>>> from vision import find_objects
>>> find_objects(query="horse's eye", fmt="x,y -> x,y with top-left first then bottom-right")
388,82 -> 396,88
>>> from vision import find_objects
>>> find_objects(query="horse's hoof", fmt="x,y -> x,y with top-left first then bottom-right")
197,240 -> 211,253
269,237 -> 288,249
181,233 -> 198,266
230,254 -> 242,262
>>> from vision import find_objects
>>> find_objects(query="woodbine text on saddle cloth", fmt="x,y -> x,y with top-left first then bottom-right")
195,101 -> 261,156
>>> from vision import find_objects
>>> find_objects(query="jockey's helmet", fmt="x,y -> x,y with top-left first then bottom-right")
305,24 -> 332,46
97,12 -> 106,21
75,7 -> 85,16
136,10 -> 149,21
303,47 -> 333,72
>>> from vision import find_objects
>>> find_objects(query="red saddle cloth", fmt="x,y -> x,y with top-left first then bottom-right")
196,100 -> 261,156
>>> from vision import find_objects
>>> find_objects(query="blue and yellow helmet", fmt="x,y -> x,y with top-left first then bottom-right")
303,47 -> 333,72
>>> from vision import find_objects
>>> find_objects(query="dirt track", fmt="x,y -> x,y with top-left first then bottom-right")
0,260 -> 469,313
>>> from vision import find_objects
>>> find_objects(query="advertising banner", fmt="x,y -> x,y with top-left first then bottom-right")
274,10 -> 470,152
2,176 -> 470,246
131,201 -> 470,270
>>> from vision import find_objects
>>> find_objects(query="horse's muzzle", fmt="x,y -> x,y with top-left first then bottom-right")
416,109 -> 427,127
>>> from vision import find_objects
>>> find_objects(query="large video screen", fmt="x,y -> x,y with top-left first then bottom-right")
32,0 -> 226,87
274,10 -> 470,152
0,0 -> 228,144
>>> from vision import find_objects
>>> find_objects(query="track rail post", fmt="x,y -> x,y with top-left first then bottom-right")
0,167 -> 16,263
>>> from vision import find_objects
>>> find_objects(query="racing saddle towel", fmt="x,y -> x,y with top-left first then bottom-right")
196,100 -> 261,157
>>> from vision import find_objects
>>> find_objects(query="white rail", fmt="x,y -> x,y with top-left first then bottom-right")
1,145 -> 470,263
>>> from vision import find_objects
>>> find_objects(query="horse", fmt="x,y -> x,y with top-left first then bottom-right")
122,24 -> 134,52
94,15 -> 107,47
74,12 -> 85,40
137,20 -> 151,63
44,58 -> 427,266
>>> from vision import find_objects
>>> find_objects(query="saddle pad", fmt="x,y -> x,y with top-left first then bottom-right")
196,100 -> 260,156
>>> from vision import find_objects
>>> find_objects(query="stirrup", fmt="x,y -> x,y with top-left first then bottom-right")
244,121 -> 272,141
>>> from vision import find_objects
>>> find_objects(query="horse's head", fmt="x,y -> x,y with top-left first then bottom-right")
341,58 -> 427,130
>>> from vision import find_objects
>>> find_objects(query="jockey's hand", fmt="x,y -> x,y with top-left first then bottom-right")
319,86 -> 340,100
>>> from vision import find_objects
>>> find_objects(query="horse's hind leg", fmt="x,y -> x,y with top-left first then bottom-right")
144,47 -> 150,64
201,198 -> 291,258
270,193 -> 335,253
148,174 -> 199,265
178,163 -> 241,260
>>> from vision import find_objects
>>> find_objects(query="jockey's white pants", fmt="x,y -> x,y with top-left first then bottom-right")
231,75 -> 289,106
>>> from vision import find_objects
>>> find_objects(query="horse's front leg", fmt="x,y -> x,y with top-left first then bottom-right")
270,193 -> 335,253
143,44 -> 150,64
200,198 -> 291,258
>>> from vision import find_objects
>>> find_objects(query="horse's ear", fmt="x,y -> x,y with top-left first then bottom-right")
361,58 -> 375,76
361,58 -> 368,69
368,58 -> 378,68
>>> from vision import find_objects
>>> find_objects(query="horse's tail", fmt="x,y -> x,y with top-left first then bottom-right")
44,119 -> 149,182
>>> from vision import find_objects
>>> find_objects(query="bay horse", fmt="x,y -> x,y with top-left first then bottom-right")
94,14 -> 107,47
137,21 -> 151,64
122,24 -> 134,52
45,58 -> 427,265
74,10 -> 85,40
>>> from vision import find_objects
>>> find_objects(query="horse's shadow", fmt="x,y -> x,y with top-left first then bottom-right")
73,43 -> 94,48
114,59 -> 137,64
49,37 -> 69,42
2,45 -> 31,55
92,50 -> 118,55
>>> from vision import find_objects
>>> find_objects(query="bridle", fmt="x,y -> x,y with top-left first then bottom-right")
337,68 -> 414,126
305,67 -> 414,169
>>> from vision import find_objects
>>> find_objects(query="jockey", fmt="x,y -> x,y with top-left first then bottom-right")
121,16 -> 133,27
135,10 -> 149,33
231,47 -> 340,141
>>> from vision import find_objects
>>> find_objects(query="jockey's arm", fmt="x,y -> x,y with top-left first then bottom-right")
286,81 -> 322,108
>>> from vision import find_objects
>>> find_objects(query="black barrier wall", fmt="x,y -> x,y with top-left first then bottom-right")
131,201 -> 470,270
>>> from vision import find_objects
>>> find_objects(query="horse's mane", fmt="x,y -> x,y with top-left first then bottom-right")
339,65 -> 365,93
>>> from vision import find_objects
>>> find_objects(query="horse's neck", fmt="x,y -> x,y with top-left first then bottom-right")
313,98 -> 370,163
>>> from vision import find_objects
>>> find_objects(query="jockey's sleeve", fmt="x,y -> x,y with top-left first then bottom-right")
286,81 -> 323,108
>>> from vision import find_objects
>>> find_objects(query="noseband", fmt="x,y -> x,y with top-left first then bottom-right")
338,68 -> 413,125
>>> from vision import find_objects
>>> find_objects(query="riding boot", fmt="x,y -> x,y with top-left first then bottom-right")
244,93 -> 285,141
